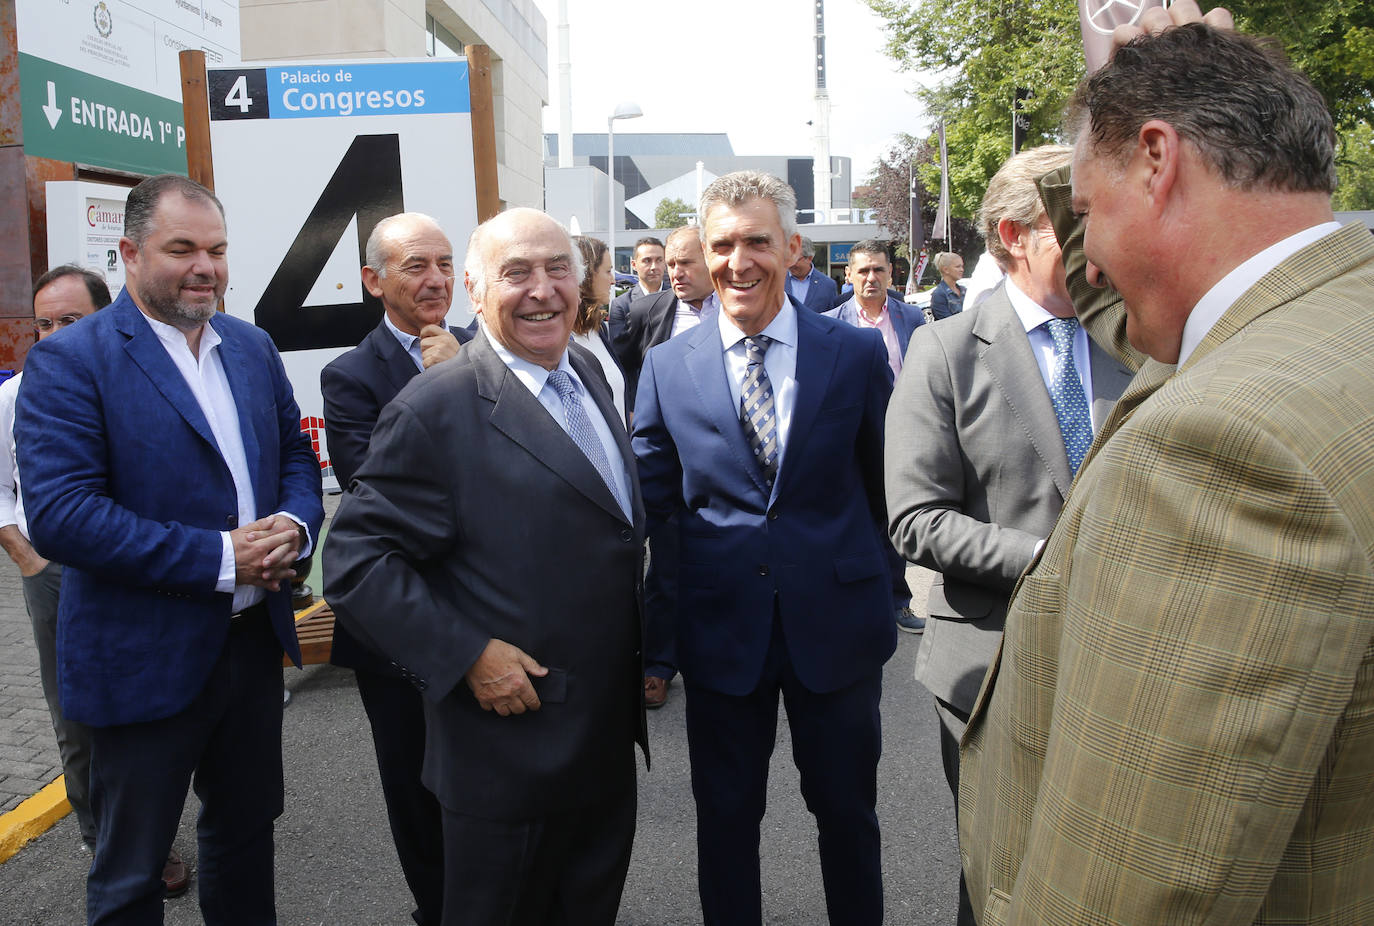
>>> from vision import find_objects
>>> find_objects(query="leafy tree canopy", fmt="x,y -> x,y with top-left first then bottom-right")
654,197 -> 692,229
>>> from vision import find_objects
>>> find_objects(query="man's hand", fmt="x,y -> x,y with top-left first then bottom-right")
0,525 -> 48,577
231,515 -> 303,590
465,639 -> 548,716
419,325 -> 461,368
1113,1 -> 1233,53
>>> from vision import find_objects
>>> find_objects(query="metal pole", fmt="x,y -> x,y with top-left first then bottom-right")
607,116 -> 615,268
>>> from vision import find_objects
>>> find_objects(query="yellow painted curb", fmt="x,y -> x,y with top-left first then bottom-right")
0,775 -> 71,863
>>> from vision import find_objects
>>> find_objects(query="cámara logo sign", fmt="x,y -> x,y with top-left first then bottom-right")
93,1 -> 113,38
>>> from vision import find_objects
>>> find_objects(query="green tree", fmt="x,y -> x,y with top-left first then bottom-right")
862,133 -> 980,269
1334,121 -> 1374,211
654,197 -> 691,228
863,0 -> 1374,214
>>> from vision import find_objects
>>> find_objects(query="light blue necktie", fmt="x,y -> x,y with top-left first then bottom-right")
740,336 -> 779,485
1045,317 -> 1093,474
546,370 -> 619,498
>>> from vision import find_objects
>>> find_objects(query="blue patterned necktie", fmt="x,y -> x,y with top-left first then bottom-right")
546,370 -> 620,498
1045,317 -> 1093,474
740,336 -> 779,485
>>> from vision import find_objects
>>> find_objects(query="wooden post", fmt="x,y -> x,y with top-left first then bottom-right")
179,50 -> 214,191
464,44 -> 501,222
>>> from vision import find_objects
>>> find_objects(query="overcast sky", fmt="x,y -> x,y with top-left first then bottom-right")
531,0 -> 937,187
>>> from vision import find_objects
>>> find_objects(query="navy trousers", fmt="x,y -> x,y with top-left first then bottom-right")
684,614 -> 884,926
85,607 -> 284,926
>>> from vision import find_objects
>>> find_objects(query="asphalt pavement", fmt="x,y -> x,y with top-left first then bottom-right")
0,555 -> 956,926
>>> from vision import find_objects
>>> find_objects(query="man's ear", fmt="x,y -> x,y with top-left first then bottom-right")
361,266 -> 385,300
997,218 -> 1028,259
1136,119 -> 1180,211
118,237 -> 139,275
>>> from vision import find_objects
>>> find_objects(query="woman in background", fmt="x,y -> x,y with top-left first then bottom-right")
929,252 -> 966,320
571,235 -> 628,423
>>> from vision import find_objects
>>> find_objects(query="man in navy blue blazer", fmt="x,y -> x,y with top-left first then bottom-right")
321,212 -> 471,926
16,174 -> 323,925
785,236 -> 840,312
824,238 -> 925,634
633,171 -> 896,925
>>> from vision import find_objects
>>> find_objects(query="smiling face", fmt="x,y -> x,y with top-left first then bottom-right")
120,193 -> 227,331
701,196 -> 801,336
470,211 -> 580,370
1071,135 -> 1187,361
364,218 -> 455,336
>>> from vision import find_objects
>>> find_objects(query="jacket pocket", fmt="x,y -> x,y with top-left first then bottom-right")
834,553 -> 881,584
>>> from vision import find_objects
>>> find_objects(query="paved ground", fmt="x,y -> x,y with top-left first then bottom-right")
0,515 -> 956,925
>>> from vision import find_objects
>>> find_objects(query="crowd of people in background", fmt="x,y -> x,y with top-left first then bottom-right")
4,3 -> 1373,925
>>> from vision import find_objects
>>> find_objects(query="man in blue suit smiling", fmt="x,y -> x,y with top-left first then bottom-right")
633,171 -> 896,925
16,174 -> 323,925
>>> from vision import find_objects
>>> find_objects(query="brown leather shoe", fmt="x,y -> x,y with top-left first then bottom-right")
162,849 -> 190,898
644,675 -> 669,710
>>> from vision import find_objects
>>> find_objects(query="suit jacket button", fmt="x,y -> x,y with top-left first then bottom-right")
758,564 -> 769,576
226,515 -> 238,528
620,529 -> 633,542
767,511 -> 778,521
415,679 -> 427,691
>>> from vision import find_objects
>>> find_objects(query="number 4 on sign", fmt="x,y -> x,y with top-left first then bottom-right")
225,76 -> 252,113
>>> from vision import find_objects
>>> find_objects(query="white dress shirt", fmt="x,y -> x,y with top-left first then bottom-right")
1177,222 -> 1342,366
143,313 -> 310,612
485,330 -> 633,519
570,328 -> 627,423
718,297 -> 799,465
0,372 -> 28,538
671,291 -> 720,339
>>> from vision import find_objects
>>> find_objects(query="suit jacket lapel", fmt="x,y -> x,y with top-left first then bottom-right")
368,320 -> 422,396
116,302 -> 220,454
778,305 -> 838,498
648,292 -> 678,347
475,333 -> 630,524
975,291 -> 1074,496
682,320 -> 771,497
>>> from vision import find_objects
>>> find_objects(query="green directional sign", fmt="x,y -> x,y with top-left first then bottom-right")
19,53 -> 188,176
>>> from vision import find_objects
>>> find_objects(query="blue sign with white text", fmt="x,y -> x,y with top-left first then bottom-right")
208,60 -> 470,122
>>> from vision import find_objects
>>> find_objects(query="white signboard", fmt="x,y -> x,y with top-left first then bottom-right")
207,58 -> 479,488
45,180 -> 133,296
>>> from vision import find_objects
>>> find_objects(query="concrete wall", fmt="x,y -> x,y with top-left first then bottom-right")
240,0 -> 548,209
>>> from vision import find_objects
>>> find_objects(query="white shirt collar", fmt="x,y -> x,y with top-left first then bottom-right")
1177,222 -> 1342,366
140,310 -> 220,358
717,296 -> 798,352
1003,276 -> 1057,334
483,328 -> 576,398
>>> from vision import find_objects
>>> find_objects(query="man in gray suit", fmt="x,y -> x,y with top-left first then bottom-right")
884,145 -> 1132,925
323,207 -> 647,925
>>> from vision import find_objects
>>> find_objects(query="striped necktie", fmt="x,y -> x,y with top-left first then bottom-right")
740,335 -> 779,485
546,369 -> 619,498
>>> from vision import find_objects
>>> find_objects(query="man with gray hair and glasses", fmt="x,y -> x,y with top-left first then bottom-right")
959,4 -> 1374,922
634,170 -> 895,924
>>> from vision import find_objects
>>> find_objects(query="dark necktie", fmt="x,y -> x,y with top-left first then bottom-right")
740,335 -> 779,485
1045,317 -> 1093,474
546,370 -> 619,499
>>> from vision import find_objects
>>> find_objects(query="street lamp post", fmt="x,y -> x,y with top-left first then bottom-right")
607,101 -> 643,270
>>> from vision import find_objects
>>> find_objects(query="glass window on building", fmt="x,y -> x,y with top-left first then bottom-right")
426,14 -> 462,58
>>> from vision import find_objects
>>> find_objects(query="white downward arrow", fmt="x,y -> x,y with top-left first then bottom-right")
42,81 -> 62,129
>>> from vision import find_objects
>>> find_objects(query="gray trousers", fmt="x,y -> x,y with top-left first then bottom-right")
22,561 -> 97,845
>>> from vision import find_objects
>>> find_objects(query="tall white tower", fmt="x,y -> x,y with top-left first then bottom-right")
557,0 -> 573,168
812,0 -> 832,219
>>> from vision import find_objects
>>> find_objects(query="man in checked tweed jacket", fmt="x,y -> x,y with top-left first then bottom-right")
959,5 -> 1374,923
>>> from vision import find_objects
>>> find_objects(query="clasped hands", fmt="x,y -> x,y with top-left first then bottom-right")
231,514 -> 307,591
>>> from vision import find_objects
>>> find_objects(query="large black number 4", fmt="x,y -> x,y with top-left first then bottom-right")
255,134 -> 404,351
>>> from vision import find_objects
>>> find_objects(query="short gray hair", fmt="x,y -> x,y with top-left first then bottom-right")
698,171 -> 798,244
124,174 -> 224,247
463,208 -> 583,305
978,145 -> 1073,268
365,212 -> 444,278
798,237 -> 816,259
